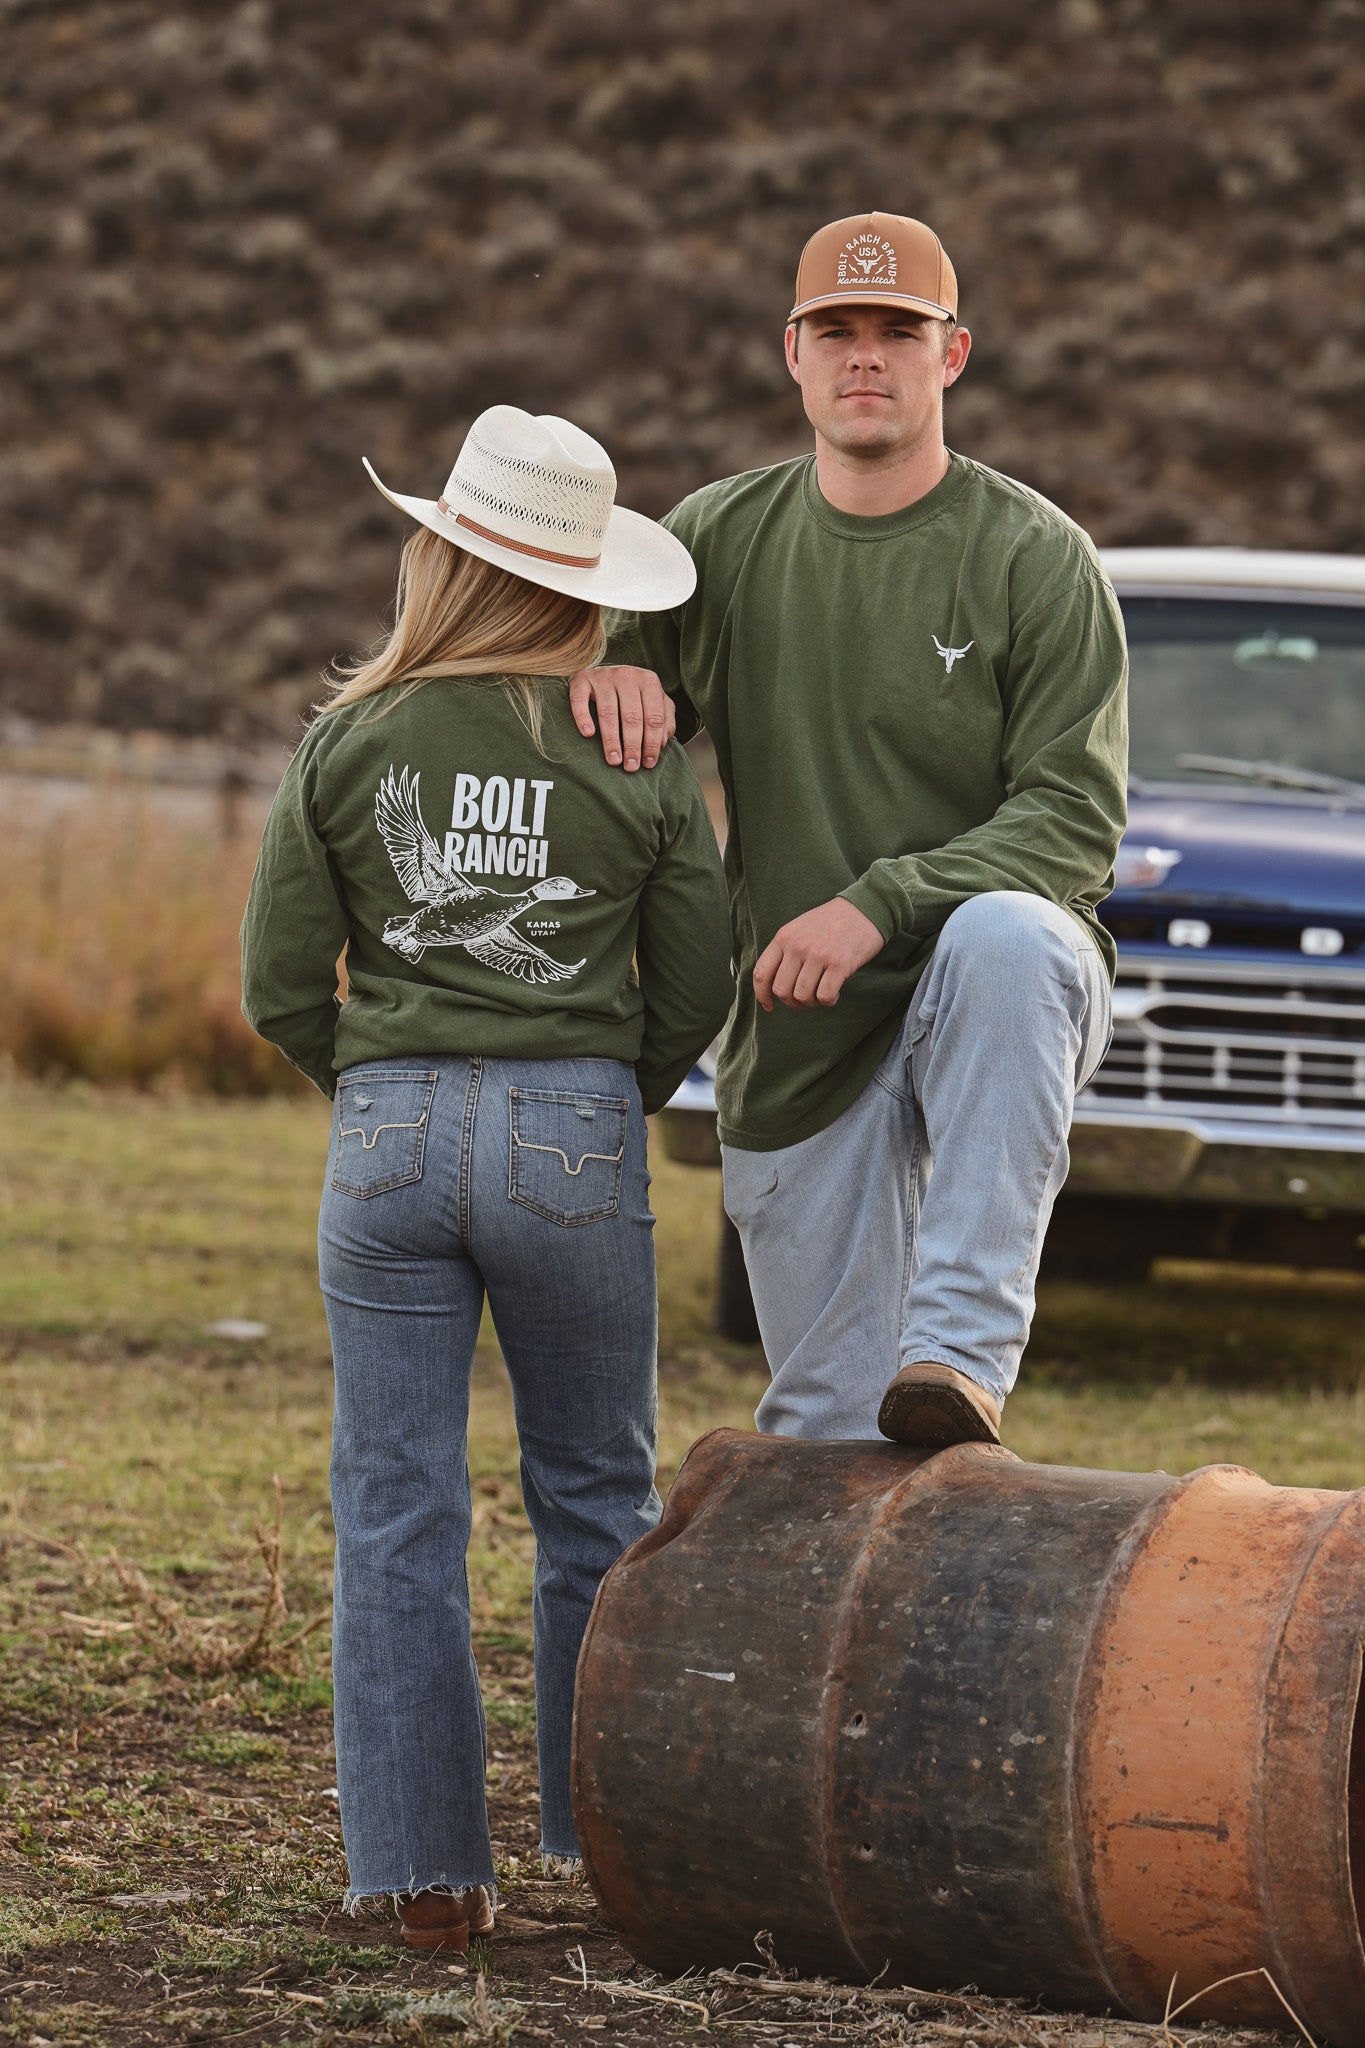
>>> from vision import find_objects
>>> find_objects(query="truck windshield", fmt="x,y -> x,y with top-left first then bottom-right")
1122,597 -> 1365,791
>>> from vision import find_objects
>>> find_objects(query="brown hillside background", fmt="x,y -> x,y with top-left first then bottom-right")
4,0 -> 1365,742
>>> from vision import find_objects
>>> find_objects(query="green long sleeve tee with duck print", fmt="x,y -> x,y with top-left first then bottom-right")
240,678 -> 734,1112
606,452 -> 1129,1151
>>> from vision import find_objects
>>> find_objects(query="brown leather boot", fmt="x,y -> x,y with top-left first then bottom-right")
397,1886 -> 496,1953
878,1361 -> 1003,1449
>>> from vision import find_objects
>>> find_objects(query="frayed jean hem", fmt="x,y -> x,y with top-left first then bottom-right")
344,1876 -> 498,1915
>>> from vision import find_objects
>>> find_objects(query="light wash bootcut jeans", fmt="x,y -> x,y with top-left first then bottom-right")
723,892 -> 1112,1439
318,1053 -> 660,1902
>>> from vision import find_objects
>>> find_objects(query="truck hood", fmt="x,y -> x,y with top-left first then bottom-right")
1119,790 -> 1365,920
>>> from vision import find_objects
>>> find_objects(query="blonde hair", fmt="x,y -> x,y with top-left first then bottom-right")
319,526 -> 607,750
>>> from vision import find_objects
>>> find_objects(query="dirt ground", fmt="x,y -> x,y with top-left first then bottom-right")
2,1081 -> 1346,2047
0,1626 -> 1298,2048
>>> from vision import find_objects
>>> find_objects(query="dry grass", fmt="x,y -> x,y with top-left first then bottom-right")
0,729 -> 1349,2048
572,1958 -> 1298,2047
52,1477 -> 328,1680
0,1076 -> 1321,2044
0,784 -> 296,1093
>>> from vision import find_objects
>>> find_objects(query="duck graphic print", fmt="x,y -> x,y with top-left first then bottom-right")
375,765 -> 594,984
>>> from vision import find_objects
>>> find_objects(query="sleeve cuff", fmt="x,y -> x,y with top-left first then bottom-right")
840,873 -> 906,944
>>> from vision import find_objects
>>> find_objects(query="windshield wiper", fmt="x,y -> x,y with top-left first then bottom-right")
1174,753 -> 1365,801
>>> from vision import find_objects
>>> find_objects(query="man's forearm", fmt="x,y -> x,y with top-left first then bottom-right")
841,781 -> 1125,946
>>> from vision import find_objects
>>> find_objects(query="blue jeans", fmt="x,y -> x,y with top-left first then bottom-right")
723,892 -> 1113,1438
318,1053 -> 660,1900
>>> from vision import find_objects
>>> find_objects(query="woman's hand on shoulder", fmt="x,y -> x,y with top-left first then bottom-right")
569,665 -> 676,772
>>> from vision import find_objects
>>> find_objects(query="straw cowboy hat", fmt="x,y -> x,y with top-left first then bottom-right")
363,406 -> 696,612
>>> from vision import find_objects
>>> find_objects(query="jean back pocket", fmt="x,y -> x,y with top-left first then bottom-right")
508,1087 -> 628,1226
331,1070 -> 437,1198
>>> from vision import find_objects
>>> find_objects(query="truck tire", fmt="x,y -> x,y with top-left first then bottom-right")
1039,1194 -> 1156,1283
1039,1242 -> 1156,1284
716,1207 -> 761,1345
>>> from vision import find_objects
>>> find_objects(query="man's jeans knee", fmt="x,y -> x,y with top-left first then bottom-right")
723,893 -> 1111,1438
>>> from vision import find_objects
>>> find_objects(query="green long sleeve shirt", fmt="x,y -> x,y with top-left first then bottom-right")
606,452 -> 1128,1150
240,679 -> 734,1113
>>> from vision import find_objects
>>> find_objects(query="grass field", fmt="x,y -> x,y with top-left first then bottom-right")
1,779 -> 294,1094
3,1076 -> 1359,2045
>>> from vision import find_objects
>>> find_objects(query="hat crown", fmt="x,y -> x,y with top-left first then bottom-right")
445,405 -> 617,558
789,210 -> 957,323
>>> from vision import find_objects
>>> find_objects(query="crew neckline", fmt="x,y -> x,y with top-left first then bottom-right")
800,449 -> 971,540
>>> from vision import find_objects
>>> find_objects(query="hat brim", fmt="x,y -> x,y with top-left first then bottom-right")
787,289 -> 953,322
362,459 -> 696,613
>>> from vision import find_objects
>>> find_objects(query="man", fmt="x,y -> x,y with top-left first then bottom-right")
570,211 -> 1127,1447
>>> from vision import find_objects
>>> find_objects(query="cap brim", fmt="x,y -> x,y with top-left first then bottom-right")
361,459 -> 696,613
787,289 -> 953,321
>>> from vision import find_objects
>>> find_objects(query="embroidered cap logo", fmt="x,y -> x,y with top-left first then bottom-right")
837,233 -> 898,286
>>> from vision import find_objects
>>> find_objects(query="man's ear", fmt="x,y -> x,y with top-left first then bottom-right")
943,325 -> 971,389
784,321 -> 802,384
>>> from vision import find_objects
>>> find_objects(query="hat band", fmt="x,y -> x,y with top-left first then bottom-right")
788,289 -> 953,321
438,500 -> 602,570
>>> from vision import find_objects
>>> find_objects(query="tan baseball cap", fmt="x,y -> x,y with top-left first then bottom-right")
788,211 -> 958,323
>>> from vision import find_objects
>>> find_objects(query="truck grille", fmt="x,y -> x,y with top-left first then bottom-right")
1083,962 -> 1365,1125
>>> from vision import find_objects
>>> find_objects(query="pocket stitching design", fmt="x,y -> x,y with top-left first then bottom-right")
507,1087 -> 628,1227
331,1072 -> 437,1199
337,1113 -> 428,1152
511,1135 -> 626,1177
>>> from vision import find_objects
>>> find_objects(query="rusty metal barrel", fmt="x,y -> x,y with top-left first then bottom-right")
571,1429 -> 1365,2041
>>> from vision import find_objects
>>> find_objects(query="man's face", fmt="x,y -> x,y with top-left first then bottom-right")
784,306 -> 971,462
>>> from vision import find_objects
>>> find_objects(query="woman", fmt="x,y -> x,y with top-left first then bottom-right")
241,406 -> 732,1950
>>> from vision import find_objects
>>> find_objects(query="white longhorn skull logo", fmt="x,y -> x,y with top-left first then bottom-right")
933,634 -> 974,674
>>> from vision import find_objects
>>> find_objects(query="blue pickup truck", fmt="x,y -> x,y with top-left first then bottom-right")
661,548 -> 1365,1333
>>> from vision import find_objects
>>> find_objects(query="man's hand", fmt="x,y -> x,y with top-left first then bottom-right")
568,665 -> 676,771
753,898 -> 885,1012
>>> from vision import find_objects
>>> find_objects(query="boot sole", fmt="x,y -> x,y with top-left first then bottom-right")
878,1380 -> 1001,1448
401,1920 -> 472,1953
399,1905 -> 495,1953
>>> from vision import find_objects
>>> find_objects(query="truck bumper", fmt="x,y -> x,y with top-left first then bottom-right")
658,1087 -> 1365,1216
1068,1106 -> 1365,1212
